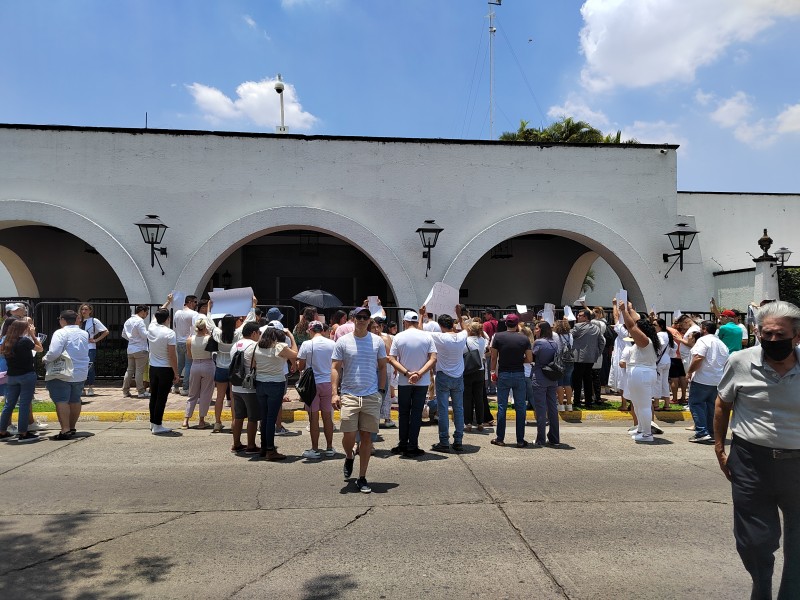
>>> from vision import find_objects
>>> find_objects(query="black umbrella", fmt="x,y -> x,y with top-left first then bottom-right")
292,289 -> 343,309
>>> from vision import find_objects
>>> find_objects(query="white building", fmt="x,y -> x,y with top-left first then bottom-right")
1,124 -> 797,314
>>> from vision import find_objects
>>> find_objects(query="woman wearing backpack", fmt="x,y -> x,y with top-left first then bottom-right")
554,319 -> 575,411
532,321 -> 560,446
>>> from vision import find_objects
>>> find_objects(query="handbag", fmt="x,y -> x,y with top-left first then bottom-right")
541,339 -> 563,381
296,341 -> 317,405
205,335 -> 219,353
463,338 -> 483,375
45,350 -> 74,381
241,348 -> 256,391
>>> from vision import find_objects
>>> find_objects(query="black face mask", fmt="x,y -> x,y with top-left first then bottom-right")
761,338 -> 796,362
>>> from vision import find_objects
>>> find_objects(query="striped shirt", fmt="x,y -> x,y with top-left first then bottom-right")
332,332 -> 387,396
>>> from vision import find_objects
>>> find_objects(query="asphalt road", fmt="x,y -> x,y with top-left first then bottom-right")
0,420 -> 773,599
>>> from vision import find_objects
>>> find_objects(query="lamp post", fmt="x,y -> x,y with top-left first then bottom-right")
134,214 -> 168,275
221,270 -> 232,288
774,246 -> 792,299
662,223 -> 699,279
416,220 -> 444,278
274,74 -> 287,134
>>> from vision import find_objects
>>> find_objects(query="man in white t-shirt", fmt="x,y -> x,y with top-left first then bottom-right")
687,320 -> 729,443
426,306 -> 469,452
387,311 -> 437,457
122,304 -> 150,399
297,321 -> 337,459
148,309 -> 179,434
331,306 -> 388,494
229,322 -> 262,454
171,295 -> 198,395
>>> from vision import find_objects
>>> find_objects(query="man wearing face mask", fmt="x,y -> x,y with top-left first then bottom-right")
714,301 -> 800,600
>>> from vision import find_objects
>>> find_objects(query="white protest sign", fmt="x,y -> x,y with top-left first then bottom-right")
673,309 -> 682,321
209,287 -> 254,319
563,305 -> 575,321
170,290 -> 187,309
368,296 -> 383,318
543,303 -> 555,325
516,304 -> 528,315
574,295 -> 586,305
617,289 -> 628,310
422,282 -> 459,317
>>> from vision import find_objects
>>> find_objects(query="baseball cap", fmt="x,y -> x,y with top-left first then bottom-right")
504,314 -> 520,326
266,307 -> 284,321
353,306 -> 370,317
308,320 -> 324,332
403,311 -> 419,322
5,303 -> 23,313
720,310 -> 736,318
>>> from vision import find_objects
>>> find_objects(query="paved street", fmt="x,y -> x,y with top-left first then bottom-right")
0,419 -> 770,599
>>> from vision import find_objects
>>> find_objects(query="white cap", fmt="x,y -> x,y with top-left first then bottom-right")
403,311 -> 419,323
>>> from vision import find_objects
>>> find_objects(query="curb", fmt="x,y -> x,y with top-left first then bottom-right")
32,409 -> 693,424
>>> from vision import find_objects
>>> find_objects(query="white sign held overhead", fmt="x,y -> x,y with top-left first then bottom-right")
563,305 -> 575,321
209,287 -> 254,320
617,289 -> 628,310
574,295 -> 586,305
170,291 -> 187,309
542,303 -> 555,325
516,304 -> 528,315
368,296 -> 383,318
422,282 -> 459,317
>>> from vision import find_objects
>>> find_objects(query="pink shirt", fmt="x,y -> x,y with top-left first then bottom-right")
333,321 -> 355,341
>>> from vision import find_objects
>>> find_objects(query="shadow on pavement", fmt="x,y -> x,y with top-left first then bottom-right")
301,573 -> 357,599
0,512 -> 176,599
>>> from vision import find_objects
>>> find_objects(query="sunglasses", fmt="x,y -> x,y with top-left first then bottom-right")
354,314 -> 371,321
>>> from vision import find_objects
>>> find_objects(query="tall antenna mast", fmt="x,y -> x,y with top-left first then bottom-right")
488,0 -> 501,140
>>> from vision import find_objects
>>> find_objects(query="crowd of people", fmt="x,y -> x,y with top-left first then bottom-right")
0,293 -> 798,596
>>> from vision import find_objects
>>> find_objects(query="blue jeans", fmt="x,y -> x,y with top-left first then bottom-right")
496,371 -> 527,443
86,348 -> 97,386
176,343 -> 191,391
435,372 -> 464,444
0,371 -> 37,434
256,381 -> 285,450
533,380 -> 559,445
689,381 -> 717,438
397,385 -> 427,449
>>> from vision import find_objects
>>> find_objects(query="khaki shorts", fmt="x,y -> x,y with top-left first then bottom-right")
339,392 -> 382,434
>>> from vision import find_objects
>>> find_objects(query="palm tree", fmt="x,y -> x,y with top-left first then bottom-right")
581,267 -> 596,294
500,117 -> 639,144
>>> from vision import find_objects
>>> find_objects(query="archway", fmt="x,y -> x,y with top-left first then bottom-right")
0,200 -> 148,302
443,211 -> 657,309
174,206 -> 416,309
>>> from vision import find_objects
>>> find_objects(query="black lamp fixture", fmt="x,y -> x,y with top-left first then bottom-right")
416,219 -> 444,278
135,214 -> 168,275
662,223 -> 699,279
221,270 -> 232,288
772,246 -> 792,286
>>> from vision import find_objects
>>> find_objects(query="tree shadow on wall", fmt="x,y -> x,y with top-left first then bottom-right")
0,512 -> 176,600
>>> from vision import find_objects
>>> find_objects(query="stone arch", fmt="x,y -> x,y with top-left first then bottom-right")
562,251 -> 600,305
442,211 -> 658,308
0,245 -> 39,297
0,200 -> 148,302
174,206 -> 417,309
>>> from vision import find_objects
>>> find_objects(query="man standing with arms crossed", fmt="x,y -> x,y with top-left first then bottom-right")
331,306 -> 388,493
714,301 -> 800,600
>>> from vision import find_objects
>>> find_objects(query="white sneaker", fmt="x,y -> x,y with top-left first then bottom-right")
29,421 -> 49,431
557,405 -> 565,412
152,424 -> 172,434
633,432 -> 655,443
302,448 -> 321,459
136,392 -> 151,399
325,447 -> 335,457
86,387 -> 95,397
7,424 -> 18,434
566,404 -> 573,411
179,389 -> 188,396
650,422 -> 664,435
383,420 -> 397,428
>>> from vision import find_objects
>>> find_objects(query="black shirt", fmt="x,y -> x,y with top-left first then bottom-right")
4,337 -> 35,376
491,331 -> 531,373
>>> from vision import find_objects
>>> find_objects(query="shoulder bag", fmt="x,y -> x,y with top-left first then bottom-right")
296,341 -> 317,405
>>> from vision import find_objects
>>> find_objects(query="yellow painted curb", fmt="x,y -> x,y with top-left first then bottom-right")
32,409 -> 692,424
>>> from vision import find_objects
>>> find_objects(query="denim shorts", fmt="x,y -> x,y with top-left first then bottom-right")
558,362 -> 575,387
213,366 -> 230,383
47,379 -> 84,404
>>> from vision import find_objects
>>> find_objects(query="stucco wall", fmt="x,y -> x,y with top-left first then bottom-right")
0,124 -> 735,310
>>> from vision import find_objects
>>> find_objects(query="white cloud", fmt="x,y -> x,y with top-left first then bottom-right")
186,78 -> 318,131
705,91 -> 800,147
622,120 -> 688,149
547,94 -> 610,127
579,0 -> 800,92
694,89 -> 714,106
243,15 -> 257,29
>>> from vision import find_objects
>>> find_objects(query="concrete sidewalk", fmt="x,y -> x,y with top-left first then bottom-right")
28,381 -> 694,426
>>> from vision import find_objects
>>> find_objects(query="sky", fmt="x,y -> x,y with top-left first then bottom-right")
1,0 -> 799,193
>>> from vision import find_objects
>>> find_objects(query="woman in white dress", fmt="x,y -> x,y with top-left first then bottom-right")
620,302 -> 661,443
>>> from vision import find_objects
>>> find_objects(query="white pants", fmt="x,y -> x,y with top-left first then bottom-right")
656,363 -> 670,398
628,366 -> 656,436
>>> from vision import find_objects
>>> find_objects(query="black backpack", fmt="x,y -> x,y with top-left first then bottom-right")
603,323 -> 617,348
229,348 -> 248,387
